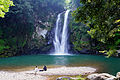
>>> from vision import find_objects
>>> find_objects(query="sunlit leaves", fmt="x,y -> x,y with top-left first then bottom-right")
115,19 -> 120,27
0,0 -> 14,18
115,19 -> 120,23
65,0 -> 71,4
87,29 -> 96,38
88,0 -> 91,3
106,49 -> 117,58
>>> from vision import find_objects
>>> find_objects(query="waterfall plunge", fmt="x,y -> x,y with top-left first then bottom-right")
53,10 -> 70,55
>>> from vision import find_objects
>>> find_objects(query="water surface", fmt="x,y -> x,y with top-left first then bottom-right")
0,54 -> 120,75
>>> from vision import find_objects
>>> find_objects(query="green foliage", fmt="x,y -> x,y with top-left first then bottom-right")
62,75 -> 86,80
62,78 -> 73,80
62,76 -> 86,80
0,0 -> 65,57
73,0 -> 120,55
106,49 -> 118,58
76,75 -> 86,80
64,0 -> 81,9
0,0 -> 14,18
0,39 -> 9,51
70,16 -> 91,51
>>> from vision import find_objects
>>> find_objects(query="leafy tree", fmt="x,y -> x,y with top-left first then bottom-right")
73,0 -> 120,56
0,0 -> 14,18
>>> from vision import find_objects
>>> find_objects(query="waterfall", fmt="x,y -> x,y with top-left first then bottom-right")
53,10 -> 70,55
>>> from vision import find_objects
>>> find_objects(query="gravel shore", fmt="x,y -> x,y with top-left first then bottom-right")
0,71 -> 47,80
0,66 -> 96,80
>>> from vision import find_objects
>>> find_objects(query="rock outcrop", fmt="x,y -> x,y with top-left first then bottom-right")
87,73 -> 116,80
116,72 -> 120,79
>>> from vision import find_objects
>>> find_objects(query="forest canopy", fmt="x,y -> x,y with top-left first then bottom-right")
73,0 -> 120,56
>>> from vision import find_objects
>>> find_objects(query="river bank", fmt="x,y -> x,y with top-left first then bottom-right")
0,66 -> 96,80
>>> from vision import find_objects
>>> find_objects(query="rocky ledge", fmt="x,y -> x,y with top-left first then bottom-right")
87,72 -> 120,80
57,72 -> 120,80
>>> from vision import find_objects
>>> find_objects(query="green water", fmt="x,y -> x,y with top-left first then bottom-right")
0,54 -> 120,75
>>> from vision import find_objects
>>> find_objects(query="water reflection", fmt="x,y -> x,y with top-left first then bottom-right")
53,56 -> 68,65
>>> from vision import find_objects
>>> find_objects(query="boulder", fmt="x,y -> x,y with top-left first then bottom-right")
116,72 -> 120,79
87,73 -> 99,80
87,73 -> 116,80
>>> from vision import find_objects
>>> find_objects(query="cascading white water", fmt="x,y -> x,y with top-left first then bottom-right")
53,10 -> 70,55
53,13 -> 62,53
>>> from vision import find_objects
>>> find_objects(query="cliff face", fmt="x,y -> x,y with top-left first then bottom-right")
27,2 -> 65,54
27,19 -> 56,54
